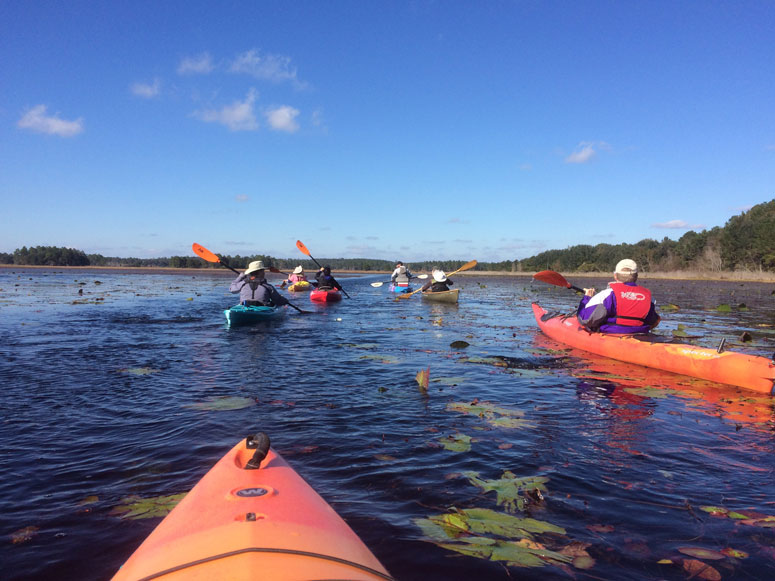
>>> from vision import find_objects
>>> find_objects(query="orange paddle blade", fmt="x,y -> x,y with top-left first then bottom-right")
533,270 -> 571,288
296,240 -> 311,256
192,243 -> 221,264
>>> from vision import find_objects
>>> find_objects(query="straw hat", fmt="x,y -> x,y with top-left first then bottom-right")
245,260 -> 266,275
293,265 -> 303,274
432,269 -> 447,282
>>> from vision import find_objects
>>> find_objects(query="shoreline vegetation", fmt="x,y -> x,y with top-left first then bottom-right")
2,263 -> 774,282
3,200 -> 774,282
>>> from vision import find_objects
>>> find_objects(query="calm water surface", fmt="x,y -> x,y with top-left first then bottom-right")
1,269 -> 774,580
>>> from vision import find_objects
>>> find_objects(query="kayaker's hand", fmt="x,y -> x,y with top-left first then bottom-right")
584,287 -> 595,297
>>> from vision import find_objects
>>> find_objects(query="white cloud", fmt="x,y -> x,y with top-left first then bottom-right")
265,105 -> 299,132
194,89 -> 259,131
178,52 -> 215,75
131,78 -> 161,98
652,219 -> 705,229
235,194 -> 249,202
230,49 -> 299,84
565,141 -> 610,164
17,105 -> 83,137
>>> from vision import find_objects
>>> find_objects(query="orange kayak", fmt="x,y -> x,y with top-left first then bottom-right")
532,303 -> 775,395
112,434 -> 392,580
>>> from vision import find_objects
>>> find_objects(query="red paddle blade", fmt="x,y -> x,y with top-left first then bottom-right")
533,270 -> 572,288
296,240 -> 311,256
192,243 -> 220,263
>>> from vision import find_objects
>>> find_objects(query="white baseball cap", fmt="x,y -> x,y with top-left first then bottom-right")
615,259 -> 638,274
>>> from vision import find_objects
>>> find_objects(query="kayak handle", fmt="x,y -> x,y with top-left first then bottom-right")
245,432 -> 271,470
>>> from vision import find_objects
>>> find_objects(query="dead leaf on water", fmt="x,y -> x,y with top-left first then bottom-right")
11,526 -> 39,544
439,433 -> 472,452
415,367 -> 430,391
678,547 -> 725,560
682,558 -> 721,580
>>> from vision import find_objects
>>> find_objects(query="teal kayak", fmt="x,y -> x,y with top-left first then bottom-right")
224,304 -> 285,326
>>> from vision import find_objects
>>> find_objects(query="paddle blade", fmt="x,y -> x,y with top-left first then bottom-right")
370,282 -> 385,287
296,240 -> 311,256
192,243 -> 221,264
456,259 -> 477,273
533,270 -> 571,289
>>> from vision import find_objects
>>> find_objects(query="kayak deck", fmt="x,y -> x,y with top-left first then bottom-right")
310,289 -> 342,303
112,434 -> 391,580
532,303 -> 775,395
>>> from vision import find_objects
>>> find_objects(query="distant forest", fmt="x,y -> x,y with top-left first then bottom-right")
2,199 -> 774,273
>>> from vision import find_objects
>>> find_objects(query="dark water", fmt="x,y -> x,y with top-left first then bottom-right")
1,269 -> 774,580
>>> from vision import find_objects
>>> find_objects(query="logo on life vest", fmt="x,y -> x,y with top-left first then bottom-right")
619,291 -> 646,301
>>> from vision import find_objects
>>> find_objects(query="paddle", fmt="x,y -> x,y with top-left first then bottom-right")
191,243 -> 311,314
370,274 -> 428,288
296,240 -> 351,299
396,260 -> 478,300
532,270 -> 585,293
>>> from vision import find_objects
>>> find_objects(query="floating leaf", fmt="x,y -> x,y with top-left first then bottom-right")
415,508 -> 569,568
587,524 -> 614,533
439,433 -> 472,452
430,376 -> 467,386
721,547 -> 748,559
700,506 -> 728,517
716,304 -> 732,312
184,396 -> 256,411
111,493 -> 186,520
339,342 -> 379,350
78,495 -> 99,506
358,353 -> 399,364
464,470 -> 548,513
447,401 -> 536,430
374,454 -> 398,462
118,367 -> 160,376
11,526 -> 39,544
678,547 -> 725,560
660,303 -> 680,312
682,558 -> 721,580
450,340 -> 470,349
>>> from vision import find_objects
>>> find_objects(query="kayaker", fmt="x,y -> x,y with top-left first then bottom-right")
283,265 -> 308,287
315,265 -> 343,291
391,261 -> 413,285
577,259 -> 660,334
421,268 -> 454,293
230,260 -> 289,307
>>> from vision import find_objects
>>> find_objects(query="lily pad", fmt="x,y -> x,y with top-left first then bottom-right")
450,340 -> 470,349
682,559 -> 721,580
464,470 -> 549,513
415,508 -> 569,568
447,401 -> 536,430
439,433 -> 472,452
118,367 -> 160,376
111,493 -> 186,520
430,376 -> 468,386
678,546 -> 725,560
184,396 -> 256,411
716,304 -> 732,312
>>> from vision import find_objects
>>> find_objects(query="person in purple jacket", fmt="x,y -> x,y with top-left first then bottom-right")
577,259 -> 660,334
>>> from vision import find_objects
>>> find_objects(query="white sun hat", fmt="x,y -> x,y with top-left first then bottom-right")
245,260 -> 266,275
293,265 -> 303,274
614,259 -> 638,274
432,269 -> 447,282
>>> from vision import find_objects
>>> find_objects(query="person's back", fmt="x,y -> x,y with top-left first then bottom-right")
315,266 -> 341,291
422,269 -> 453,293
577,259 -> 659,334
391,262 -> 412,285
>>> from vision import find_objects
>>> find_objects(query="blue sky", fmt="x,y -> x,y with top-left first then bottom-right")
2,1 -> 773,262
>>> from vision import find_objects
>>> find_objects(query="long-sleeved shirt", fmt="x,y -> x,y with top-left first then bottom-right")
391,266 -> 412,284
577,282 -> 659,334
229,274 -> 289,306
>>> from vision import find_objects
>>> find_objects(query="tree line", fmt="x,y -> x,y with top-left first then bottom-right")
2,199 -> 773,272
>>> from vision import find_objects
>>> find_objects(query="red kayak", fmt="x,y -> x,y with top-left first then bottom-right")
310,289 -> 342,303
532,303 -> 775,395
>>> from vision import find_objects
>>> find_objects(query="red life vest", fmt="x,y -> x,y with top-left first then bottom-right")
609,282 -> 652,327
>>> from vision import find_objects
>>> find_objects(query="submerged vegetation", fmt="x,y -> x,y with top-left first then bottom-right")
2,199 -> 775,273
